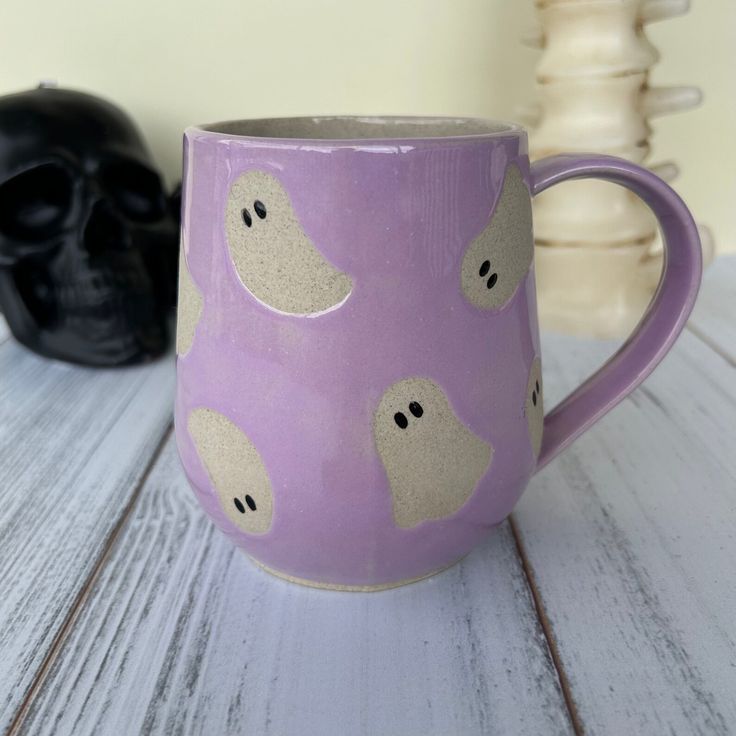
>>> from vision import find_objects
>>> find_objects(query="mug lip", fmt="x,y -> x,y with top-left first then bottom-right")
186,115 -> 525,147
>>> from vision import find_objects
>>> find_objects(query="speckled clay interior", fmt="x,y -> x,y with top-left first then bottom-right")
202,116 -> 517,141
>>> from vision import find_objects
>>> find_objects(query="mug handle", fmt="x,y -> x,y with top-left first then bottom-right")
530,154 -> 702,471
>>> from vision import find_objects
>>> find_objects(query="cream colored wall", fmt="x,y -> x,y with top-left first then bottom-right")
1,0 -> 733,251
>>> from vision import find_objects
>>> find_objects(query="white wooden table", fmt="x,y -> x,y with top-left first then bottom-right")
1,257 -> 734,736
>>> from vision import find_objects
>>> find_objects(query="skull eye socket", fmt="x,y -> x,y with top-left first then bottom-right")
100,161 -> 166,223
0,163 -> 73,241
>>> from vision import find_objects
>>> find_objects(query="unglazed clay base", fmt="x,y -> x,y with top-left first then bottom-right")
247,553 -> 466,592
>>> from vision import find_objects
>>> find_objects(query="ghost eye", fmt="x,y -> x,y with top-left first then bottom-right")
233,497 -> 246,513
409,401 -> 423,418
535,380 -> 540,393
241,208 -> 252,227
394,412 -> 408,429
245,494 -> 257,511
253,200 -> 267,219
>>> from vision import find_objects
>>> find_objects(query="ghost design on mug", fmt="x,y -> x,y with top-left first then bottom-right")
460,164 -> 533,310
188,408 -> 274,534
524,357 -> 544,459
374,377 -> 493,528
225,170 -> 353,316
175,249 -> 203,356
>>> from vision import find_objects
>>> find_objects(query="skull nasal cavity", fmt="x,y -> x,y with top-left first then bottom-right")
84,201 -> 129,254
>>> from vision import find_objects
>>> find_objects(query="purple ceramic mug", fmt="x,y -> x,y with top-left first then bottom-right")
175,117 -> 701,591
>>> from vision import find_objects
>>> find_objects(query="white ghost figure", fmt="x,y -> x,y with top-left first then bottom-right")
460,164 -> 533,310
374,377 -> 493,528
524,357 -> 544,459
224,170 -> 352,316
176,249 -> 203,356
188,408 -> 274,534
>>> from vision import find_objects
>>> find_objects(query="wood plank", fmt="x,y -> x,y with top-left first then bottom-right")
14,256 -> 732,735
18,439 -> 574,736
0,340 -> 174,733
689,254 -> 736,361
514,328 -> 736,736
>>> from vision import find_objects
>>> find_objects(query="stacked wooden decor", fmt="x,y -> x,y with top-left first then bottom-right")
522,0 -> 711,337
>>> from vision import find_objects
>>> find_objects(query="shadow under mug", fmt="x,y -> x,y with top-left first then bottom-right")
175,116 -> 701,591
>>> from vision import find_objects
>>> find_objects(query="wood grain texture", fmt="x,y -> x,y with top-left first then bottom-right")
689,255 -> 736,362
18,441 -> 573,736
0,340 -> 174,732
7,259 -> 735,735
514,328 -> 736,736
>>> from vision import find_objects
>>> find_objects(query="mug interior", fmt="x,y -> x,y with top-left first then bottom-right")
199,116 -> 520,142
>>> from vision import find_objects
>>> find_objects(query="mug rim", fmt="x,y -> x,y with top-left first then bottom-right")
187,115 -> 525,147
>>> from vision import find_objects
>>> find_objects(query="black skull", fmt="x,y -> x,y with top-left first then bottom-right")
0,85 -> 179,366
